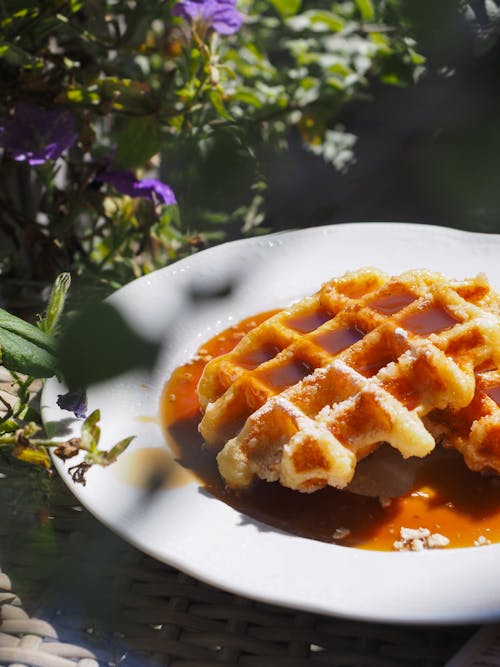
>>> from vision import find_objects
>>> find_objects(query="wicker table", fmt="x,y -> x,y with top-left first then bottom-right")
0,455 -> 477,667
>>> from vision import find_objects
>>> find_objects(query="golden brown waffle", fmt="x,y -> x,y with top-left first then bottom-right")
197,269 -> 500,492
198,268 -> 389,443
425,370 -> 500,475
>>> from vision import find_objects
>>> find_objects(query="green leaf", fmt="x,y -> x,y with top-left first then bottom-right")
234,87 -> 263,108
105,436 -> 135,464
369,31 -> 392,54
208,90 -> 233,121
97,78 -> 156,114
0,308 -> 58,376
0,418 -> 18,433
355,0 -> 375,21
81,409 -> 101,454
69,0 -> 84,12
0,328 -> 57,377
0,41 -> 36,67
65,87 -> 100,106
0,308 -> 56,354
114,117 -> 162,170
13,443 -> 51,469
291,10 -> 344,32
39,273 -> 71,335
269,0 -> 301,18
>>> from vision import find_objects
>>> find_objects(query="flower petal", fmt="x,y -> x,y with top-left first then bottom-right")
57,388 -> 88,419
98,169 -> 177,205
135,178 -> 177,205
0,103 -> 77,165
173,0 -> 243,34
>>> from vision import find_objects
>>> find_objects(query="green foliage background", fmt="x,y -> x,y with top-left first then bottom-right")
0,0 -> 430,305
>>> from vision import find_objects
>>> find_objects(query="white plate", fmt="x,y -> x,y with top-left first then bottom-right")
41,222 -> 500,625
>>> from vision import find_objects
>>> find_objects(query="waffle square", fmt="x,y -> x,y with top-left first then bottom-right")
197,269 -> 500,492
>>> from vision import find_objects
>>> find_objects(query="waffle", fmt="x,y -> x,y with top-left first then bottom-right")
197,269 -> 500,492
425,369 -> 500,475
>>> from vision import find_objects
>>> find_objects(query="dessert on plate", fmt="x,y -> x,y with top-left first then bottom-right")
197,268 -> 500,493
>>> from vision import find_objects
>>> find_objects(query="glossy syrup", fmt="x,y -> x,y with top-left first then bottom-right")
287,308 -> 333,333
161,310 -> 500,551
400,304 -> 460,336
312,325 -> 365,355
486,385 -> 500,405
368,290 -> 416,315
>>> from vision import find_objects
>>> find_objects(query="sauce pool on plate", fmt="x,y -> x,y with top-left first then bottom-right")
161,310 -> 500,551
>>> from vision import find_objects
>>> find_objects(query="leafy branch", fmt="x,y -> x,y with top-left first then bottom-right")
0,273 -> 135,482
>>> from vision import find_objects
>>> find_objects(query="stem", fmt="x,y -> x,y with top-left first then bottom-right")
0,394 -> 12,412
0,434 -> 89,451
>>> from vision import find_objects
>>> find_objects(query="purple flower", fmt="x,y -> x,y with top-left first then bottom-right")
172,0 -> 243,35
57,388 -> 87,419
0,103 -> 77,165
98,169 -> 177,205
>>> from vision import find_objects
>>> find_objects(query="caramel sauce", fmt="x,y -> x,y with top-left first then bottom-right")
256,358 -> 314,392
380,375 -> 419,410
400,304 -> 460,336
237,343 -> 282,370
359,354 -> 399,378
486,385 -> 500,406
369,290 -> 416,315
287,308 -> 333,333
312,325 -> 365,355
161,310 -> 500,551
350,337 -> 400,378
